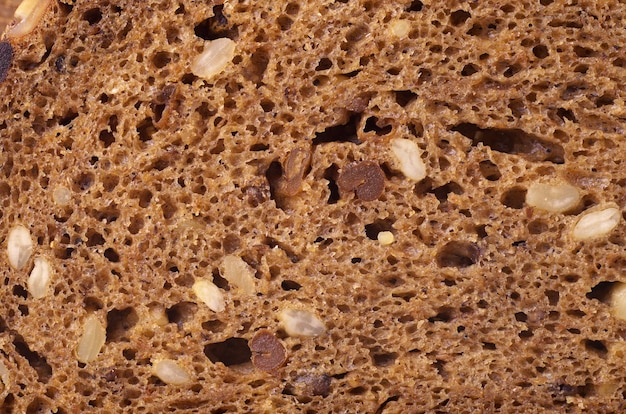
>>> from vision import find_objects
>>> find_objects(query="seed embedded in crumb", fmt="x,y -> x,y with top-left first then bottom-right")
389,19 -> 411,38
76,315 -> 106,363
148,304 -> 169,326
525,182 -> 580,213
191,38 -> 236,79
610,282 -> 626,321
7,0 -> 51,38
153,359 -> 192,385
7,225 -> 33,270
220,255 -> 256,295
192,279 -> 225,312
28,257 -> 52,299
572,204 -> 621,241
377,231 -> 395,246
52,186 -> 71,206
390,138 -> 427,181
278,308 -> 326,337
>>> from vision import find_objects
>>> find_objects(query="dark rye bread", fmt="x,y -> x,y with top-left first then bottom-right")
1,0 -> 626,412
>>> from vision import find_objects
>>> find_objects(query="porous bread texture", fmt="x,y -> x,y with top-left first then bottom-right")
0,0 -> 625,412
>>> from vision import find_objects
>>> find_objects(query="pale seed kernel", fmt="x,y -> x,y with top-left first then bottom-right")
148,304 -> 169,326
389,19 -> 411,38
76,315 -> 106,363
191,38 -> 236,79
220,255 -> 256,295
28,257 -> 52,299
278,308 -> 326,337
390,138 -> 426,181
526,182 -> 580,213
52,186 -> 71,206
153,359 -> 192,385
6,0 -> 51,38
7,225 -> 33,270
192,279 -> 225,313
610,282 -> 626,321
572,204 -> 621,241
377,231 -> 395,246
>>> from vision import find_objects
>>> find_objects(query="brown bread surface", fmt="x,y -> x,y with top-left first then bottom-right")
0,0 -> 626,412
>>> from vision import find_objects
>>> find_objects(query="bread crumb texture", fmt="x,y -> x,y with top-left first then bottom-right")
0,0 -> 625,412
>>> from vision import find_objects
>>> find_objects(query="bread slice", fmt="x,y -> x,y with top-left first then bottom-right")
1,0 -> 625,412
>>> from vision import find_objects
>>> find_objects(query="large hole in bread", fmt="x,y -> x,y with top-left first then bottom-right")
313,113 -> 361,145
73,172 -> 94,192
12,285 -> 27,299
137,117 -> 157,142
452,123 -> 565,164
99,115 -> 117,148
166,302 -> 198,328
436,241 -> 480,268
202,319 -> 226,333
430,182 -> 464,202
363,116 -> 392,136
131,189 -> 153,208
364,219 -> 394,240
450,10 -> 471,26
244,47 -> 270,85
584,339 -> 607,358
103,248 -> 120,263
83,8 -> 102,25
478,160 -> 501,181
545,290 -> 560,306
324,164 -> 340,204
194,5 -> 238,40
281,280 -> 301,291
85,230 -> 105,247
394,90 -> 417,107
586,281 -> 615,304
160,196 -> 178,220
151,51 -> 173,69
428,306 -> 455,323
501,187 -> 527,209
204,338 -> 252,367
26,397 -> 51,414
370,348 -> 398,367
106,307 -> 139,342
265,160 -> 284,209
13,335 -> 52,383
277,15 -> 294,31
407,0 -> 423,12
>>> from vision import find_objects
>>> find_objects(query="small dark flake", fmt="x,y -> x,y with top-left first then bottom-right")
103,368 -> 117,382
296,373 -> 332,397
55,55 -> 66,73
0,42 -> 14,83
